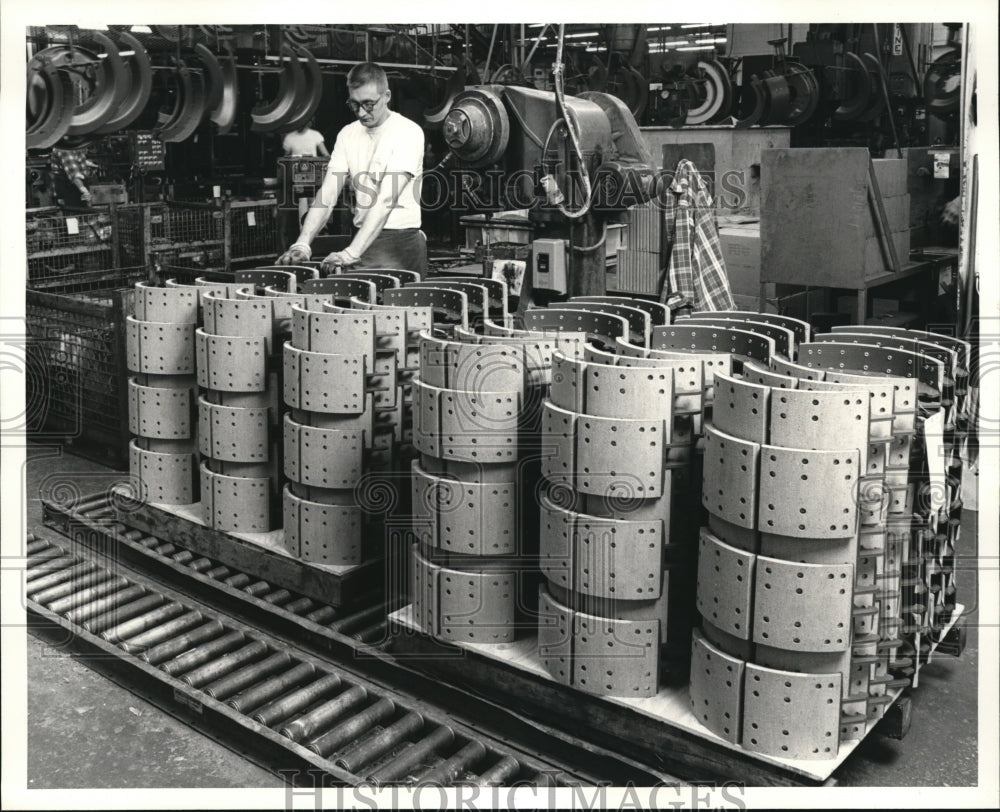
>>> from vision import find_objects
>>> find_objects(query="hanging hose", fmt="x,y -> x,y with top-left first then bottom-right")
570,221 -> 608,253
550,24 -> 593,220
540,116 -> 565,163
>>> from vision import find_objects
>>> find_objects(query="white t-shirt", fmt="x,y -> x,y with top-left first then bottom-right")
326,111 -> 424,230
282,128 -> 326,156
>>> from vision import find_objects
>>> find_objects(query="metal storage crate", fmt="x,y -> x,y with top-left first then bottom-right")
114,203 -> 149,268
25,267 -> 147,468
27,208 -> 116,283
153,246 -> 228,284
147,200 -> 225,249
225,198 -> 280,268
27,205 -> 147,285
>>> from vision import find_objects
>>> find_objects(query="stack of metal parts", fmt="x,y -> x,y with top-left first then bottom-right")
126,283 -> 200,504
688,337 -> 923,759
409,333 -> 530,644
281,290 -> 405,564
606,342 -> 724,668
194,282 -> 285,532
280,271 -> 490,569
526,304 -> 783,696
537,349 -> 681,698
808,327 -> 971,668
512,300 -> 699,689
615,201 -> 663,296
408,298 -> 589,645
378,281 -> 472,466
648,313 -> 813,652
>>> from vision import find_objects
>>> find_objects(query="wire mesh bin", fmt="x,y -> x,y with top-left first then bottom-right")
25,267 -> 148,468
147,200 -> 225,249
153,247 -> 228,284
27,205 -> 147,285
27,208 -> 116,283
115,204 -> 148,268
225,198 -> 280,268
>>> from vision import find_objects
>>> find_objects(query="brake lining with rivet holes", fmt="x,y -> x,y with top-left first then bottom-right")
126,284 -> 200,505
534,347 -> 691,696
281,299 -> 405,563
690,351 -> 917,758
196,291 -> 280,533
410,331 -> 534,646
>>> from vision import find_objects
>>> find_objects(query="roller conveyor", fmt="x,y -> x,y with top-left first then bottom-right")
33,494 -> 676,788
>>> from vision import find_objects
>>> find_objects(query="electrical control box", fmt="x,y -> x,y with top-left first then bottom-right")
532,238 -> 568,293
277,156 -> 329,209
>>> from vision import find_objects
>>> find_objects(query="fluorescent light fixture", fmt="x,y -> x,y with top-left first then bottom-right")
650,39 -> 690,48
681,23 -> 713,28
585,45 -> 608,52
565,31 -> 599,38
130,25 -> 152,33
694,37 -> 727,44
677,45 -> 714,51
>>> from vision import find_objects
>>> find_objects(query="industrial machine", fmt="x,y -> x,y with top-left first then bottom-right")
277,155 -> 329,208
439,80 -> 656,299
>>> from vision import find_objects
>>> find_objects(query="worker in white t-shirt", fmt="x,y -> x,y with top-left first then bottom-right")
282,123 -> 329,158
276,62 -> 427,275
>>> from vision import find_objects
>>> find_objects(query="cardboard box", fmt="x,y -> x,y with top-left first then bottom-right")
864,230 -> 911,275
864,194 -> 911,237
871,158 -> 908,197
872,297 -> 901,317
719,224 -> 761,296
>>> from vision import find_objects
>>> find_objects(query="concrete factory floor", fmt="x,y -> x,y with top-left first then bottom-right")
17,444 -> 982,790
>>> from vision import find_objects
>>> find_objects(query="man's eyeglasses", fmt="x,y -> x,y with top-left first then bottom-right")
346,97 -> 382,114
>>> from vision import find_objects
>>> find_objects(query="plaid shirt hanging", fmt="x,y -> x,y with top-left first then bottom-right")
660,159 -> 735,312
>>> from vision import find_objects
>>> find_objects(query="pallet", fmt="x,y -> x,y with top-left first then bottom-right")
390,604 -> 966,787
81,491 -> 381,608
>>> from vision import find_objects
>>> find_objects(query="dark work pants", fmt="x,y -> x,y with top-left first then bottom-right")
356,228 -> 428,275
